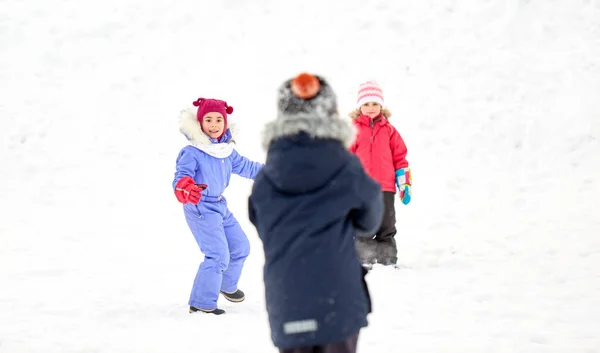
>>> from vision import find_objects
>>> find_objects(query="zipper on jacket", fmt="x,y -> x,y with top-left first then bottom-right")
369,116 -> 382,143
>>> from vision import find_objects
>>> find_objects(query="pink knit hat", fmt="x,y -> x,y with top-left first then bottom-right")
356,81 -> 384,108
192,98 -> 234,139
193,98 -> 233,122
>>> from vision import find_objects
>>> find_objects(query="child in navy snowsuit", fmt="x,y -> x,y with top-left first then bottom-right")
249,73 -> 384,353
173,98 -> 263,315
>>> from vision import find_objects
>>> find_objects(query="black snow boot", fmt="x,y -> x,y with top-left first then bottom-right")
189,306 -> 226,315
220,289 -> 245,302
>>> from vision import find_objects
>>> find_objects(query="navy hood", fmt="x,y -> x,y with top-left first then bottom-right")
262,134 -> 350,194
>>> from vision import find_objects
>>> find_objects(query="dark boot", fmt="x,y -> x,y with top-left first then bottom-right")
220,289 -> 245,302
355,236 -> 377,266
189,306 -> 226,315
377,237 -> 398,266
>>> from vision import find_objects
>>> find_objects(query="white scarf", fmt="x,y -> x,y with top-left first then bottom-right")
189,141 -> 235,158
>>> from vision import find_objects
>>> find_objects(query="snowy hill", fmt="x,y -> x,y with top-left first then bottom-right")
1,0 -> 599,352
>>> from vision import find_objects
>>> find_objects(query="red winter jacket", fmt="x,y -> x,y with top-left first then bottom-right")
349,114 -> 409,192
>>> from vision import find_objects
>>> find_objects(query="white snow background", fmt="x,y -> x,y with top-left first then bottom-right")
1,0 -> 599,352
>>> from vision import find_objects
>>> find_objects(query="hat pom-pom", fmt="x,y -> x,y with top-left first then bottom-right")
291,73 -> 320,99
192,98 -> 204,107
226,105 -> 234,114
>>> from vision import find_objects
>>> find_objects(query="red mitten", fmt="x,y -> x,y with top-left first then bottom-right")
174,176 -> 207,205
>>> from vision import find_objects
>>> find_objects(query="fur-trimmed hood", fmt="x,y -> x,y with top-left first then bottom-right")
261,115 -> 355,151
179,107 -> 237,145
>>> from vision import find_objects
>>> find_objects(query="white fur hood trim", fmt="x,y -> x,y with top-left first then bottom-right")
179,108 -> 238,145
261,115 -> 355,150
179,108 -> 238,158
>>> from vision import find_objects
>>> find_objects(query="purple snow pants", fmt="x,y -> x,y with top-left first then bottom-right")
183,197 -> 250,310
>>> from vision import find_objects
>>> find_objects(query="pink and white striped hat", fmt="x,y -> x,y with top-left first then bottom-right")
356,81 -> 384,108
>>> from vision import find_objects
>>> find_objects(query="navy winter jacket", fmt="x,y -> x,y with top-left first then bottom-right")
248,125 -> 383,349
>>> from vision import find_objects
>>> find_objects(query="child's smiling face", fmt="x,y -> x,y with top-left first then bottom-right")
201,113 -> 225,139
360,102 -> 382,118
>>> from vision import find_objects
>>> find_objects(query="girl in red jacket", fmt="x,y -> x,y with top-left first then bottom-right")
349,81 -> 412,269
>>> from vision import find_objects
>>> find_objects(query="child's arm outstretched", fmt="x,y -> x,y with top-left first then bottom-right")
231,150 -> 264,180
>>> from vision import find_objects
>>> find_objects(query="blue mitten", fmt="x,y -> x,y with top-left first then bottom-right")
395,168 -> 412,205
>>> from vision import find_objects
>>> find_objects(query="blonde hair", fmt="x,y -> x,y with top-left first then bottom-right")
348,106 -> 392,120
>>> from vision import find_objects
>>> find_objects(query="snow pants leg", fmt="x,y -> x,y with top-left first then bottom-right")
355,191 -> 397,265
184,200 -> 250,310
375,191 -> 397,265
278,334 -> 359,353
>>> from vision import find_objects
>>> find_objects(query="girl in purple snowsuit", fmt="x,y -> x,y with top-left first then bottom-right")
172,98 -> 263,315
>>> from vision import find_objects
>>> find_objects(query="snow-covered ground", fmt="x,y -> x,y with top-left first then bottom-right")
1,0 -> 599,352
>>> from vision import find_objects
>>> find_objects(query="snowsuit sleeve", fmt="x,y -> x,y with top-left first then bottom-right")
350,157 -> 384,237
172,148 -> 198,189
231,150 -> 263,180
390,127 -> 409,170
